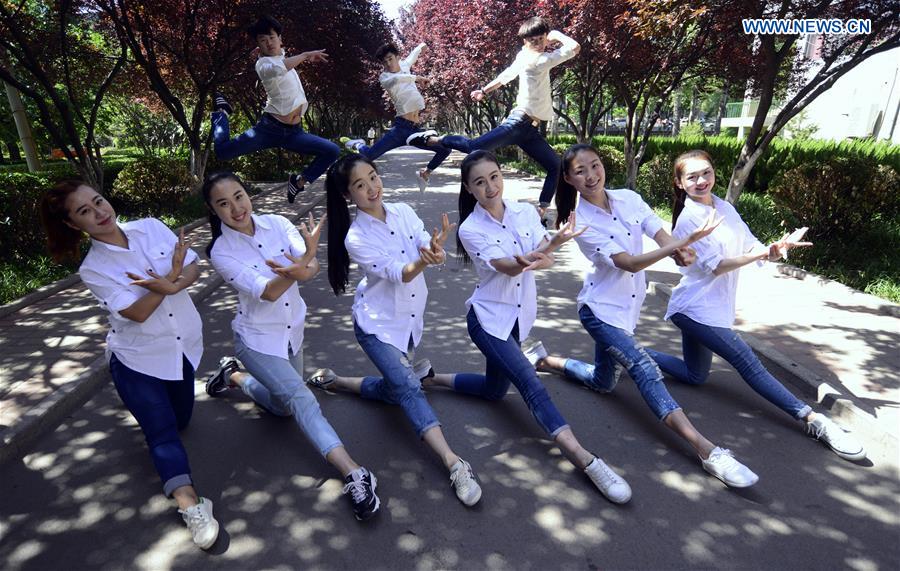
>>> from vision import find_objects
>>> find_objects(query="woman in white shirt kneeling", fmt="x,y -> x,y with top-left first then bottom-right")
310,154 -> 483,507
448,150 -> 632,504
39,180 -> 219,549
201,171 -> 380,521
660,149 -> 865,462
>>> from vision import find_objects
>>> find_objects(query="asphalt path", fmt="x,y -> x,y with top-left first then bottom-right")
2,150 -> 897,570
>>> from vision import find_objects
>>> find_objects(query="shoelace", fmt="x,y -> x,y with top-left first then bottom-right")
450,463 -> 474,488
596,461 -> 623,485
343,476 -> 367,503
707,448 -> 735,466
184,504 -> 211,526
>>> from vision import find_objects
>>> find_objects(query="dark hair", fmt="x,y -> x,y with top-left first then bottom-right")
518,17 -> 550,39
455,150 -> 501,264
325,153 -> 378,295
554,144 -> 601,229
375,43 -> 399,61
39,178 -> 95,262
671,149 -> 715,229
201,171 -> 250,257
248,15 -> 282,38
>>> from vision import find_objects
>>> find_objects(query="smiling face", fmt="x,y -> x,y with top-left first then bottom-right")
381,52 -> 401,73
346,161 -> 384,214
63,185 -> 117,237
209,178 -> 254,234
564,149 -> 606,203
256,30 -> 283,57
676,157 -> 716,205
523,33 -> 548,52
463,158 -> 504,209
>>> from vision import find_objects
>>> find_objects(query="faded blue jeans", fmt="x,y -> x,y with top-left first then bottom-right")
461,308 -> 570,437
212,111 -> 340,184
358,116 -> 451,172
561,305 -> 682,421
354,322 -> 442,438
109,353 -> 194,497
235,335 -> 343,457
440,110 -> 560,205
655,313 -> 813,420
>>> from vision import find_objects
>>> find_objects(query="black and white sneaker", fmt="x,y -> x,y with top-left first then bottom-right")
287,174 -> 305,203
206,356 -> 240,397
213,91 -> 233,115
343,467 -> 380,521
406,129 -> 438,147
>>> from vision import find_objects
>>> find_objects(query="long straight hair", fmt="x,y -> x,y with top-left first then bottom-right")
39,178 -> 93,262
455,150 -> 500,264
671,149 -> 715,229
201,171 -> 250,257
554,143 -> 600,229
326,153 -> 378,295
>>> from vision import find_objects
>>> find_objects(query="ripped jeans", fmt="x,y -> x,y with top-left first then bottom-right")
562,305 -> 682,421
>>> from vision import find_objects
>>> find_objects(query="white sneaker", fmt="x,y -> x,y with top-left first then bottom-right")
179,497 -> 219,549
805,415 -> 866,460
344,138 -> 365,151
521,340 -> 548,367
584,457 -> 632,504
406,129 -> 438,147
416,170 -> 429,193
449,458 -> 482,506
701,447 -> 759,488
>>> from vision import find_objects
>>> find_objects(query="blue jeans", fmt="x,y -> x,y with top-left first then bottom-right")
655,313 -> 813,420
109,353 -> 194,497
354,322 -> 442,438
212,111 -> 340,184
440,110 -> 560,205
461,308 -> 570,437
563,306 -> 682,421
235,335 -> 343,457
359,116 -> 451,172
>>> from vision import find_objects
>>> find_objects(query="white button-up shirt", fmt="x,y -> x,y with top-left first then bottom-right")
256,51 -> 309,117
347,202 -> 431,353
574,189 -> 665,335
495,30 -> 579,121
210,214 -> 308,359
79,218 -> 203,380
665,195 -> 765,328
380,43 -> 426,116
458,200 -> 548,341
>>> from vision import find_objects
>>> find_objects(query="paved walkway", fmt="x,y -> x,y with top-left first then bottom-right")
0,183 -> 324,462
0,149 -> 897,570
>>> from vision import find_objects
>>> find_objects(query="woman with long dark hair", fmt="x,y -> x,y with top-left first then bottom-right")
660,149 -> 865,461
201,171 -> 380,521
39,180 -> 219,549
309,154 -> 483,507
435,150 -> 633,504
534,144 -> 760,488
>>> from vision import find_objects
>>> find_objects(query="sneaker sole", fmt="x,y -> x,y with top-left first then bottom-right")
823,443 -> 867,461
459,486 -> 482,507
704,467 -> 759,488
196,519 -> 220,550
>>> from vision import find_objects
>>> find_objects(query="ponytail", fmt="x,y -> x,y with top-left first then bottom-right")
325,154 -> 375,295
671,149 -> 714,229
200,171 -> 248,257
554,143 -> 599,229
455,150 -> 498,264
39,178 -> 92,262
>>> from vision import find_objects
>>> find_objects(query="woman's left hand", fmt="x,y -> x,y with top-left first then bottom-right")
298,212 -> 326,255
126,270 -> 180,295
516,251 -> 554,272
550,212 -> 586,248
267,252 -> 315,280
768,227 -> 813,261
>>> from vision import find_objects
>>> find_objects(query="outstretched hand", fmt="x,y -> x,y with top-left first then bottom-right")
301,49 -> 329,64
687,212 -> 723,244
549,212 -> 587,248
298,211 -> 326,255
768,227 -> 812,261
470,89 -> 486,102
267,251 -> 316,281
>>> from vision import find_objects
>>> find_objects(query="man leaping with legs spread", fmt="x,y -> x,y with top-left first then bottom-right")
343,42 -> 450,193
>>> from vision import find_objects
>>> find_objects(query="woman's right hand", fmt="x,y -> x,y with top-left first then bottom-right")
685,212 -> 723,245
298,212 -> 326,255
127,270 -> 180,295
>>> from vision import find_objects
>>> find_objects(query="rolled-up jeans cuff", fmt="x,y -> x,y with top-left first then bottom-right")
796,405 -> 813,421
321,441 -> 344,458
417,420 -> 442,439
659,406 -> 683,422
549,423 -> 571,438
163,473 -> 193,497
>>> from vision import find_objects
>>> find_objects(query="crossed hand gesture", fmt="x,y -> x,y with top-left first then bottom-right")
126,228 -> 192,295
266,212 -> 326,280
767,227 -> 812,261
687,212 -> 723,244
420,213 -> 455,266
549,212 -> 587,248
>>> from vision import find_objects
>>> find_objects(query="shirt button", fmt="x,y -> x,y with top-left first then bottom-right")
258,244 -> 262,248
627,232 -> 631,236
516,283 -> 520,287
409,235 -> 413,239
373,264 -> 377,268
613,217 -> 617,221
401,250 -> 405,254
391,231 -> 395,235
411,314 -> 415,317
287,325 -> 291,329
517,304 -> 521,308
112,329 -> 116,333
176,336 -> 181,340
496,239 -> 501,243
502,225 -> 506,228
160,251 -> 164,255
168,313 -> 173,317
610,235 -> 614,239
590,282 -> 594,286
411,294 -> 415,297
285,302 -> 289,307
281,248 -> 284,252
631,294 -> 636,298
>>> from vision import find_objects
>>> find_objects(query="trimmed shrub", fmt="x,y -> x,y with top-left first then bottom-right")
595,145 -> 627,188
110,156 -> 193,217
207,148 -> 310,181
635,154 -> 674,209
768,157 -> 899,240
0,172 -> 53,262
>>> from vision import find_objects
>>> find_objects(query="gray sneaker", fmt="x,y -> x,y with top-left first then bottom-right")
584,457 -> 632,504
805,415 -> 866,460
179,497 -> 219,550
701,447 -> 759,488
449,458 -> 482,506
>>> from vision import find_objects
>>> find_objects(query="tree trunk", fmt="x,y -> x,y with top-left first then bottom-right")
672,94 -> 682,136
688,85 -> 699,123
189,146 -> 208,187
725,141 -> 764,203
5,139 -> 20,162
4,81 -> 41,172
715,84 -> 728,135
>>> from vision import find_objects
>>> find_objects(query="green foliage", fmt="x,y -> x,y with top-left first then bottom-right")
678,122 -> 705,138
768,157 -> 899,240
595,145 -> 627,188
635,154 -> 674,209
0,172 -> 53,263
110,156 -> 193,218
207,148 -> 311,182
0,257 -> 74,306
